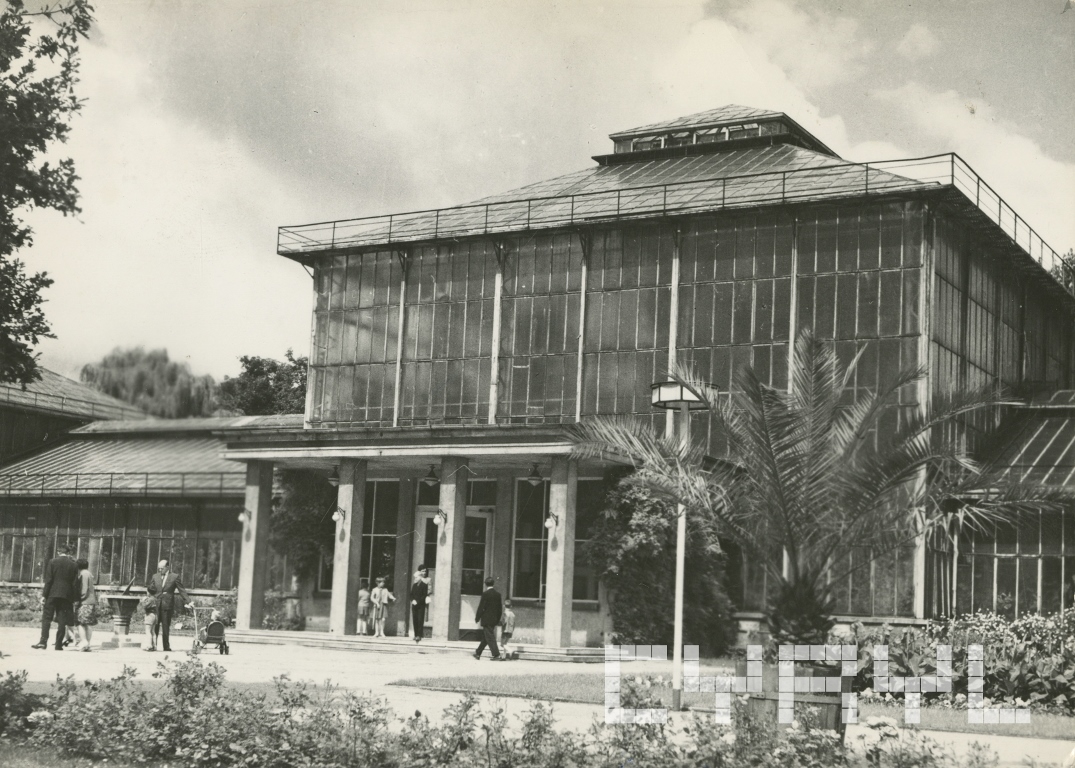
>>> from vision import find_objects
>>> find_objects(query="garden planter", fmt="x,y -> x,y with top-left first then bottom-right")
735,660 -> 850,741
100,595 -> 142,649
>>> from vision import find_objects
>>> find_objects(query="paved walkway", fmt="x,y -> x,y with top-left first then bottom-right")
1,627 -> 1072,766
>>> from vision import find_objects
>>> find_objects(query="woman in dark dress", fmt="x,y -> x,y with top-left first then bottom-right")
409,565 -> 431,643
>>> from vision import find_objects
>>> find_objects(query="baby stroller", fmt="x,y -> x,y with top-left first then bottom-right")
191,605 -> 230,655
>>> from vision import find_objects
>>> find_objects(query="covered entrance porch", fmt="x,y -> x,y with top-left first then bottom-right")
221,426 -> 611,648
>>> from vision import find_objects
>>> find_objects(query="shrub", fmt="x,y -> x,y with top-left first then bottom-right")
18,656 -> 1007,767
587,477 -> 739,657
0,670 -> 47,737
838,611 -> 1075,714
262,590 -> 304,631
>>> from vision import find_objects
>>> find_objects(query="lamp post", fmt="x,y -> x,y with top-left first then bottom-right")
650,380 -> 707,711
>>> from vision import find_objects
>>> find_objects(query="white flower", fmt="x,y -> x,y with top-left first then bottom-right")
27,710 -> 54,725
721,732 -> 736,745
791,719 -> 801,730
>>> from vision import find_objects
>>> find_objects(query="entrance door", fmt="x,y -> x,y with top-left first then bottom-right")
459,508 -> 494,630
412,507 -> 494,633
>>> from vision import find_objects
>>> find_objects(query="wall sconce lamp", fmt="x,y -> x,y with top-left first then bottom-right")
331,506 -> 347,523
433,509 -> 448,527
327,468 -> 340,487
526,463 -> 543,487
544,512 -> 559,530
237,508 -> 252,525
422,464 -> 440,487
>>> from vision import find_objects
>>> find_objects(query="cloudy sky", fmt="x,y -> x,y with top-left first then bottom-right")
24,0 -> 1075,381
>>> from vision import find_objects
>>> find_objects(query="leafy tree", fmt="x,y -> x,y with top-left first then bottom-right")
0,1 -> 94,384
217,350 -> 307,416
80,347 -> 216,418
572,328 -> 1069,646
271,470 -> 336,581
585,475 -> 738,656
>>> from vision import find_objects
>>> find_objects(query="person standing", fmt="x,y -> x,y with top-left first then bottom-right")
146,559 -> 190,652
356,578 -> 371,635
472,577 -> 503,660
409,565 -> 431,643
32,543 -> 79,650
73,558 -> 98,651
369,576 -> 395,638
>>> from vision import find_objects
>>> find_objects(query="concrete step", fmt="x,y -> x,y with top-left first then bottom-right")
229,629 -> 603,662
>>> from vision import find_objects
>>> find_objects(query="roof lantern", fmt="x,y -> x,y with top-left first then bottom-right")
599,104 -> 837,164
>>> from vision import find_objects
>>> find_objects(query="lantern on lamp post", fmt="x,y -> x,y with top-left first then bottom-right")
650,379 -> 707,711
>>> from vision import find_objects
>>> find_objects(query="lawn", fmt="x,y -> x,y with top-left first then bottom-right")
391,671 -> 1075,741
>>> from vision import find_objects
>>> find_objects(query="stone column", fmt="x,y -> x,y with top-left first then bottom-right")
393,476 -> 417,636
236,461 -> 273,631
543,456 -> 576,648
329,460 -> 367,635
431,457 -> 468,641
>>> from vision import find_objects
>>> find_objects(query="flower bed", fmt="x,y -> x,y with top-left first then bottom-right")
833,611 -> 1075,715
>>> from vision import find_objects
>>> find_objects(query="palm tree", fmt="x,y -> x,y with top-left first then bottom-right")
571,328 -> 1068,646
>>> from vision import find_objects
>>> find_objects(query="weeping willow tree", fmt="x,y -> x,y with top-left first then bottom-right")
80,347 -> 217,418
572,328 -> 1070,646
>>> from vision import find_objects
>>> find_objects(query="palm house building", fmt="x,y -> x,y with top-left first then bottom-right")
198,105 -> 1075,644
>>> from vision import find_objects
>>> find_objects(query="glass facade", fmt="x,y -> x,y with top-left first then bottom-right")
298,197 -> 1075,621
0,500 -> 244,590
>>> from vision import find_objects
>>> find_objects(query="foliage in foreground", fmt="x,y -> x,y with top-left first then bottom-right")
0,656 -> 1007,767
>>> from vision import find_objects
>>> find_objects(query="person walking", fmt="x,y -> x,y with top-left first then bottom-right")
146,559 -> 191,652
500,598 -> 516,659
472,577 -> 503,660
32,543 -> 79,650
73,558 -> 98,651
409,565 -> 431,643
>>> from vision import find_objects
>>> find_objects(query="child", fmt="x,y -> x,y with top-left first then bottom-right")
356,578 -> 371,635
198,609 -> 222,645
500,599 -> 516,659
142,593 -> 159,651
369,576 -> 395,638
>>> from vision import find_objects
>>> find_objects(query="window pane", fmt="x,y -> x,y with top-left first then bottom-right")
515,481 -> 547,539
512,540 -> 543,599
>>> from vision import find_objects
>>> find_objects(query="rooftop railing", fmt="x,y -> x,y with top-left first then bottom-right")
0,386 -> 144,421
0,472 -> 246,497
278,152 -> 1071,296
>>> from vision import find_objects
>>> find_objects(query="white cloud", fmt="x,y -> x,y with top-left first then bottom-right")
873,83 -> 1075,253
27,44 -> 315,379
896,24 -> 938,61
654,11 -> 905,162
727,0 -> 872,91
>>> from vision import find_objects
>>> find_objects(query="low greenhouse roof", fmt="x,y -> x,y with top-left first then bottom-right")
0,368 -> 145,422
0,415 -> 301,498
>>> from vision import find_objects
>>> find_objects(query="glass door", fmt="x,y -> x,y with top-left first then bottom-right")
459,509 -> 494,629
412,507 -> 494,632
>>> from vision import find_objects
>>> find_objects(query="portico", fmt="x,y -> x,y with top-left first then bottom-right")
223,424 -> 609,647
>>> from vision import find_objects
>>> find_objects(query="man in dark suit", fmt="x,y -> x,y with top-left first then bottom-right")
33,543 -> 79,650
147,559 -> 191,652
472,576 -> 503,660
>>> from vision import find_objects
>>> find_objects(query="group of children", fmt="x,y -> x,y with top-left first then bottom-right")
355,576 -> 395,637
354,571 -> 517,656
